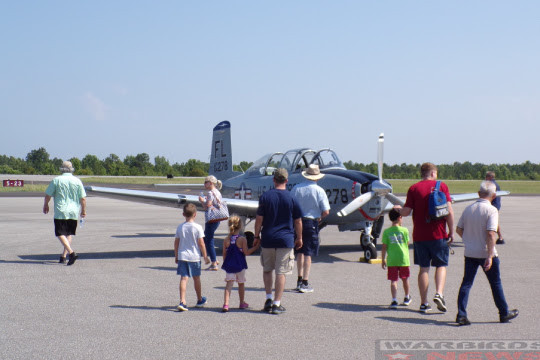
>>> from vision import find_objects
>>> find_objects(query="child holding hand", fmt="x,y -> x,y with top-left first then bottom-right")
221,215 -> 260,312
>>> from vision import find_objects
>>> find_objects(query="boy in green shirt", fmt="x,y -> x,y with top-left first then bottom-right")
382,209 -> 411,308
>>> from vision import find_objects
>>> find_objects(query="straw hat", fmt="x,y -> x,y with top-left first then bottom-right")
302,164 -> 325,181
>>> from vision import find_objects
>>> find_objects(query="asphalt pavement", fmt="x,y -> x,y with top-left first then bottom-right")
0,195 -> 538,359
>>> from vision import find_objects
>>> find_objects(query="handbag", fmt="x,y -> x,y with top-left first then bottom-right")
206,190 -> 229,223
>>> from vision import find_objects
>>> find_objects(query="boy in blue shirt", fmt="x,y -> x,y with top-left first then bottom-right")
381,209 -> 411,309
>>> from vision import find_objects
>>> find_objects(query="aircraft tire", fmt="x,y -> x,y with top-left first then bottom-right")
364,243 -> 377,261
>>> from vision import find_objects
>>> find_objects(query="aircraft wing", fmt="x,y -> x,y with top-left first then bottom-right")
450,190 -> 510,203
381,191 -> 510,212
85,186 -> 259,217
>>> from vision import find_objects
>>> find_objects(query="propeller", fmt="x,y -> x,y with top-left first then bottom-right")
385,192 -> 404,207
337,192 -> 373,217
337,133 -> 403,217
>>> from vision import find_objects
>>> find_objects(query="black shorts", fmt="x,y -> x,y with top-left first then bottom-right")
54,219 -> 77,237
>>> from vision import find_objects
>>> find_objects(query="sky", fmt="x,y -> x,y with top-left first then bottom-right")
1,1 -> 539,167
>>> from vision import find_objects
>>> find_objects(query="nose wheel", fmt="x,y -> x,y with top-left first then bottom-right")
361,233 -> 378,261
363,243 -> 377,261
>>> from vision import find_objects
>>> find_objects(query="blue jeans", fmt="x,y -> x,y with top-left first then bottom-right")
457,256 -> 509,318
204,221 -> 220,263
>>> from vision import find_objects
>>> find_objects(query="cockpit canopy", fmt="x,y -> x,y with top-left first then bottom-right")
246,148 -> 346,177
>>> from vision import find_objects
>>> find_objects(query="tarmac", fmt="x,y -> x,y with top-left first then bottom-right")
1,194 -> 538,359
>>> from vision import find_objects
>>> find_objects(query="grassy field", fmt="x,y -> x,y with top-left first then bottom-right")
1,178 -> 539,194
0,184 -> 50,193
389,179 -> 540,194
82,176 -> 205,185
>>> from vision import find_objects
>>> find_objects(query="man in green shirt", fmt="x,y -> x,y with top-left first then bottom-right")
43,161 -> 86,265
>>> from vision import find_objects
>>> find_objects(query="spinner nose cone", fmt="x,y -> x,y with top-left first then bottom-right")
372,179 -> 392,196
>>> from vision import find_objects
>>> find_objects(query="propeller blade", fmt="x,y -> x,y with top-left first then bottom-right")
378,133 -> 384,181
337,192 -> 373,217
385,193 -> 404,206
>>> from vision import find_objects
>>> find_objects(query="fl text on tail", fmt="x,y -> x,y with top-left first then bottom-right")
209,121 -> 239,180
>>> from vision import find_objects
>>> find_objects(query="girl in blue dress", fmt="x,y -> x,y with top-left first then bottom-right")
221,216 -> 259,312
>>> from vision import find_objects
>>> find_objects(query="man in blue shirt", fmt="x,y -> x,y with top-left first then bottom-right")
254,168 -> 302,314
291,164 -> 330,293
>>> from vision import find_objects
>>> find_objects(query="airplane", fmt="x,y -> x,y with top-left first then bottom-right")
86,121 -> 509,261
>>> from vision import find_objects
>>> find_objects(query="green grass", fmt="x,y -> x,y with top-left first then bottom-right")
2,177 -> 539,194
389,179 -> 540,194
82,176 -> 205,185
0,184 -> 48,192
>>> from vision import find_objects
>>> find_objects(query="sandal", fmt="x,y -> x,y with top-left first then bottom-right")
209,265 -> 219,271
222,304 -> 229,312
239,302 -> 249,309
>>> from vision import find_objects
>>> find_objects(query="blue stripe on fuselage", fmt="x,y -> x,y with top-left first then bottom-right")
321,169 -> 378,184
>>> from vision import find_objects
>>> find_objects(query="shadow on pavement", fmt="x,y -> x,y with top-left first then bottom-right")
18,249 -> 174,261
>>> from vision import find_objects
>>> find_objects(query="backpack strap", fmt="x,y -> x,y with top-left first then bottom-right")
435,180 -> 441,191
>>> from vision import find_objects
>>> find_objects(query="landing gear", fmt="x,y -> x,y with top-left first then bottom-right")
360,232 -> 378,261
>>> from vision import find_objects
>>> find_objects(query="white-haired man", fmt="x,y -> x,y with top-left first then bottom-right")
43,161 -> 87,265
455,181 -> 518,325
291,164 -> 330,293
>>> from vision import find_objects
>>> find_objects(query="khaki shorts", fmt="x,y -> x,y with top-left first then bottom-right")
260,248 -> 295,275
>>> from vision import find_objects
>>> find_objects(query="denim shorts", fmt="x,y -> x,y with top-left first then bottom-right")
298,218 -> 320,257
177,260 -> 202,277
413,239 -> 449,268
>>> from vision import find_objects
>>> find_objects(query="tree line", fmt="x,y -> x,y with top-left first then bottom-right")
344,161 -> 540,180
0,147 -> 252,177
1,147 -> 539,180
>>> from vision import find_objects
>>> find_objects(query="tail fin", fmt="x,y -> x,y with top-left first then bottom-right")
209,121 -> 240,180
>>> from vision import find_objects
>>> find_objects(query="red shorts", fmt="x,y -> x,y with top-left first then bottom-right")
387,266 -> 410,281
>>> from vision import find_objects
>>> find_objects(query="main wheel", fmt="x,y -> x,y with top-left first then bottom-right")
364,243 -> 377,261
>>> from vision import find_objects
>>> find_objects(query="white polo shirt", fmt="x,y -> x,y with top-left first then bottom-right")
457,199 -> 499,258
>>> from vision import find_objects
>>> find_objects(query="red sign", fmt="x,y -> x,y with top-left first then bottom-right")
3,180 -> 24,187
